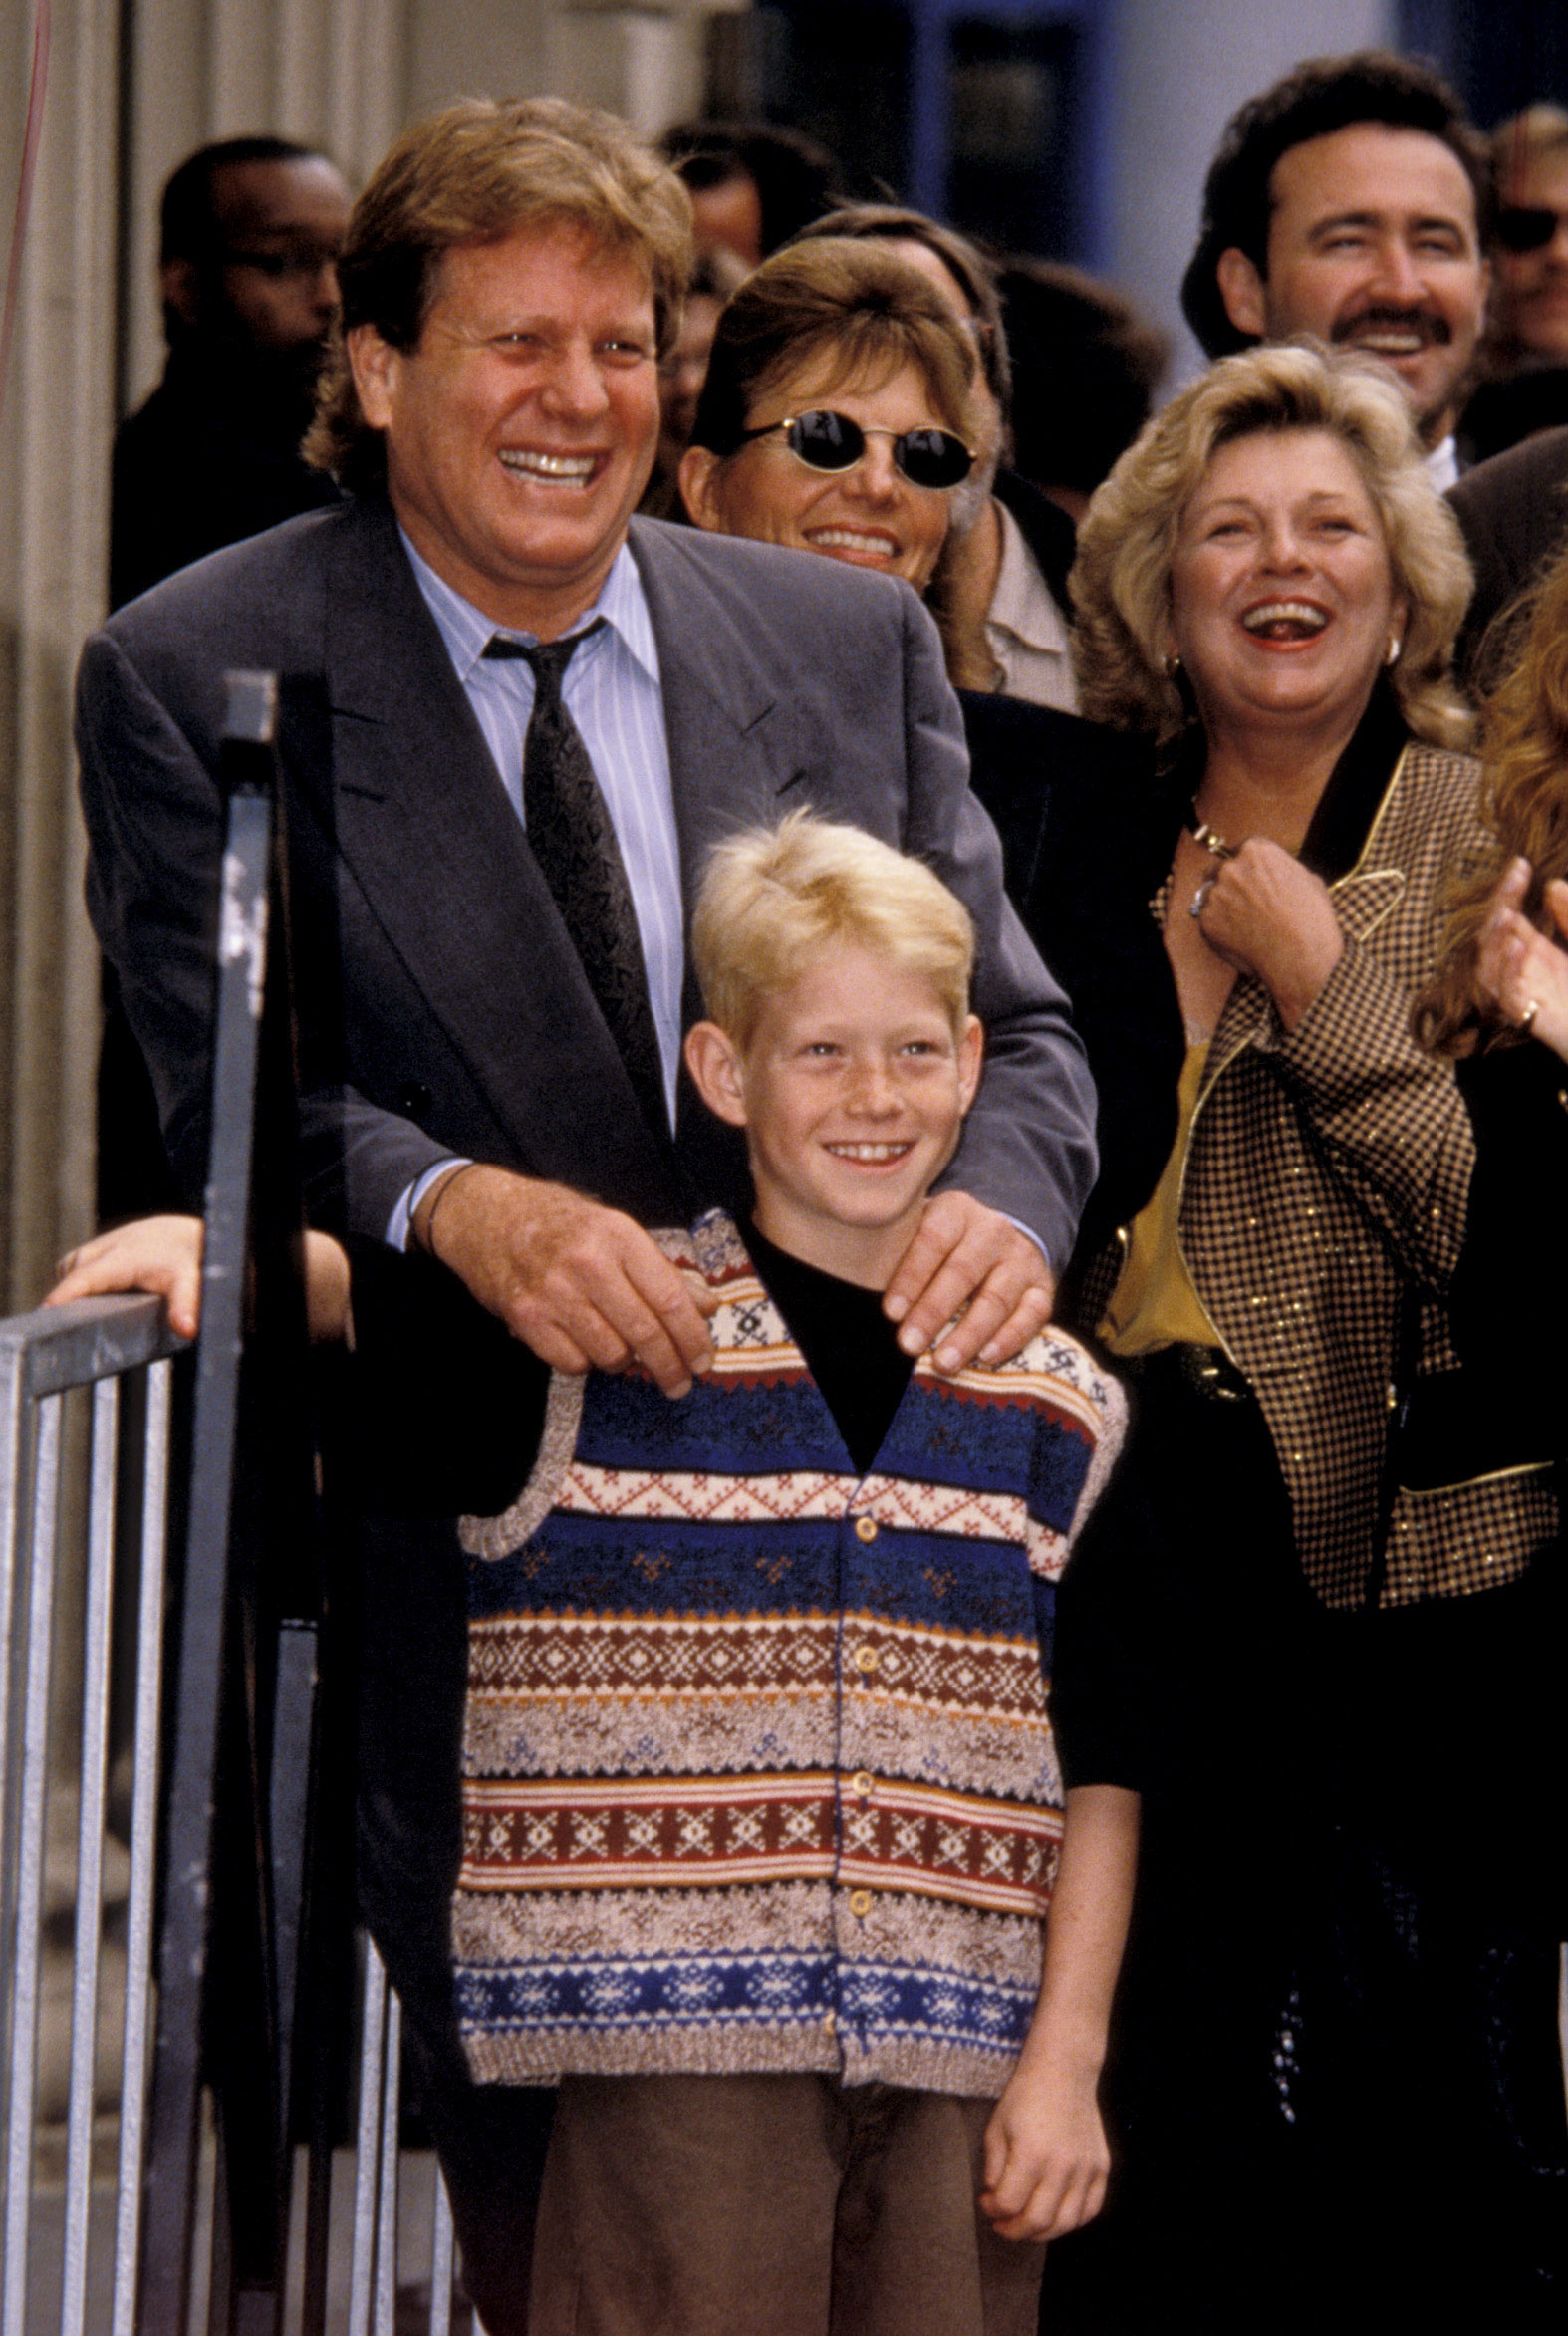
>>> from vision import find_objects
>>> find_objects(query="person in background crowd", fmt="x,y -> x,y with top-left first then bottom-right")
1482,105 -> 1568,375
1180,50 -> 1491,491
1049,341 -> 1566,2333
111,135 -> 350,612
1456,108 -> 1568,467
679,236 -> 1167,1244
76,100 -> 1094,2335
101,135 -> 352,1226
660,119 -> 843,267
640,243 -> 748,518
800,203 -> 1080,708
993,258 -> 1169,522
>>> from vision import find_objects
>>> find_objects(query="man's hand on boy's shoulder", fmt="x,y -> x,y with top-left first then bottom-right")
883,1193 -> 1055,1374
420,1164 -> 716,1398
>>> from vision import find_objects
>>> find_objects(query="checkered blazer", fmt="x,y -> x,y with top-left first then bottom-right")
1077,740 -> 1560,1611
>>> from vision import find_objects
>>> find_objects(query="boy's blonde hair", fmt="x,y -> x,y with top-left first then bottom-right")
691,812 -> 974,1046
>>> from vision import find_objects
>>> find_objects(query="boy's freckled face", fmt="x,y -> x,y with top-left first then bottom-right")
699,944 -> 982,1284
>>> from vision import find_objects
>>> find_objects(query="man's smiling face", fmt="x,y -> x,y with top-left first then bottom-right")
350,220 -> 661,639
1217,122 -> 1488,449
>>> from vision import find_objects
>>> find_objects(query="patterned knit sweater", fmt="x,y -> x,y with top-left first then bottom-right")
454,1211 -> 1125,2099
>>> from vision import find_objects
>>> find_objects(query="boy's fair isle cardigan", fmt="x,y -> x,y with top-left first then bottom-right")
454,1211 -> 1125,2100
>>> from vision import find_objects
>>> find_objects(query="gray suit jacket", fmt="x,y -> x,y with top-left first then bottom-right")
76,495 -> 1095,1265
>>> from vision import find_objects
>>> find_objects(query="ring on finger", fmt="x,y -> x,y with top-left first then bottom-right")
1189,877 -> 1215,920
1519,996 -> 1541,1035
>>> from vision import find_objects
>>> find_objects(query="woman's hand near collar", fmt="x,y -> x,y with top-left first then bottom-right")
1474,858 -> 1568,1062
1191,837 -> 1345,1033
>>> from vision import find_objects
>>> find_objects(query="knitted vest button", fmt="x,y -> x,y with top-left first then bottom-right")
849,1889 -> 874,1919
854,1515 -> 878,1542
853,1646 -> 880,1676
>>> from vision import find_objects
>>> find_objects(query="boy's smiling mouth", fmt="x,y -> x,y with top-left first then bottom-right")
824,1141 -> 915,1163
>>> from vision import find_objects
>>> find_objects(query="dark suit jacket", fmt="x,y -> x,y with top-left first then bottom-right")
993,468 -> 1078,615
77,495 -> 1095,1270
110,348 -> 341,614
1446,425 -> 1568,688
957,690 -> 1179,1256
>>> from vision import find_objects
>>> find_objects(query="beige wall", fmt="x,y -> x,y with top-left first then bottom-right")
0,0 -> 121,1316
0,0 -> 718,1318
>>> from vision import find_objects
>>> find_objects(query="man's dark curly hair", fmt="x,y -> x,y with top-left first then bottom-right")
1179,51 -> 1491,359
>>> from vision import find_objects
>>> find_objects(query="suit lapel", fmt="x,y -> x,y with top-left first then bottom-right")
629,520 -> 813,1192
315,501 -> 674,1196
627,520 -> 804,913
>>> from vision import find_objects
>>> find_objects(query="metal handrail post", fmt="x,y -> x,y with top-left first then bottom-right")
113,1354 -> 174,2336
137,674 -> 287,2332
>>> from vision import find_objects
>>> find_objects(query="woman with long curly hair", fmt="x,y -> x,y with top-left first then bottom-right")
1420,541 -> 1568,1054
1411,550 -> 1568,2173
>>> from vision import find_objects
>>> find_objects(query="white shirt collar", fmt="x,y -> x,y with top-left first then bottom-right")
1424,435 -> 1460,494
398,527 -> 661,687
985,501 -> 1070,656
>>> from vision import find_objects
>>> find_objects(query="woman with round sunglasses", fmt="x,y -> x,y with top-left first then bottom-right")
677,238 -> 1168,1239
678,238 -> 980,596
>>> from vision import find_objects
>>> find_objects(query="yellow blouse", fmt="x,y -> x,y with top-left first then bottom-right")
1098,1041 -> 1222,1356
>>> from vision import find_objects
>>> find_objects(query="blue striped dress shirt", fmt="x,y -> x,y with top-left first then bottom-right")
389,532 -> 685,1245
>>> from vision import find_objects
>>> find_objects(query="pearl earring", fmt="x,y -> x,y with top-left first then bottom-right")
1386,634 -> 1402,666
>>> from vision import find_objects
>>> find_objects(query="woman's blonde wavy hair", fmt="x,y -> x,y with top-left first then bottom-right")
1416,544 -> 1568,1055
1069,340 -> 1474,753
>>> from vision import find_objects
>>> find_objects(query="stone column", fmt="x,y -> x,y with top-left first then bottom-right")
0,0 -> 123,1317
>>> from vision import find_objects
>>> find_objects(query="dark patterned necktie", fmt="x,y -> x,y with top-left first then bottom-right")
484,623 -> 668,1140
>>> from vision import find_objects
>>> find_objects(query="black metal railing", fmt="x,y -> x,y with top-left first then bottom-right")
0,674 -> 470,2333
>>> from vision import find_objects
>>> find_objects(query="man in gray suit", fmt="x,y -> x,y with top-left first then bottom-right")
80,95 -> 1092,1396
76,97 -> 1093,2329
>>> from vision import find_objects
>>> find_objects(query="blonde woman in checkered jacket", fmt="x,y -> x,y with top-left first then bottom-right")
1043,342 -> 1567,2334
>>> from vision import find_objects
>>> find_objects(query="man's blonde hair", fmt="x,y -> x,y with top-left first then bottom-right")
306,96 -> 692,489
1070,340 -> 1474,751
691,812 -> 974,1047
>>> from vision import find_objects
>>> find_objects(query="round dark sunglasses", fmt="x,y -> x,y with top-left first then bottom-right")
734,407 -> 974,490
1495,204 -> 1568,253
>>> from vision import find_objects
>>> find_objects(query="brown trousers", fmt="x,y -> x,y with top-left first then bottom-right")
527,2073 -> 1046,2336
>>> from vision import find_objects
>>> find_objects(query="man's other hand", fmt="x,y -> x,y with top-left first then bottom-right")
417,1165 -> 715,1397
883,1192 -> 1055,1373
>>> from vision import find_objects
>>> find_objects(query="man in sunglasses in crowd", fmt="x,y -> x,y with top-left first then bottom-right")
1446,111 -> 1568,687
75,97 -> 1094,2333
1179,49 -> 1491,492
110,135 -> 350,612
1483,105 -> 1568,380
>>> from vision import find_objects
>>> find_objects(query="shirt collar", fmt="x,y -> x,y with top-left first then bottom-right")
398,526 -> 660,686
1424,434 -> 1459,494
984,501 -> 1070,655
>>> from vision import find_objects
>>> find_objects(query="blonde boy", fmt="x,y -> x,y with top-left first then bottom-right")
457,814 -> 1132,2335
